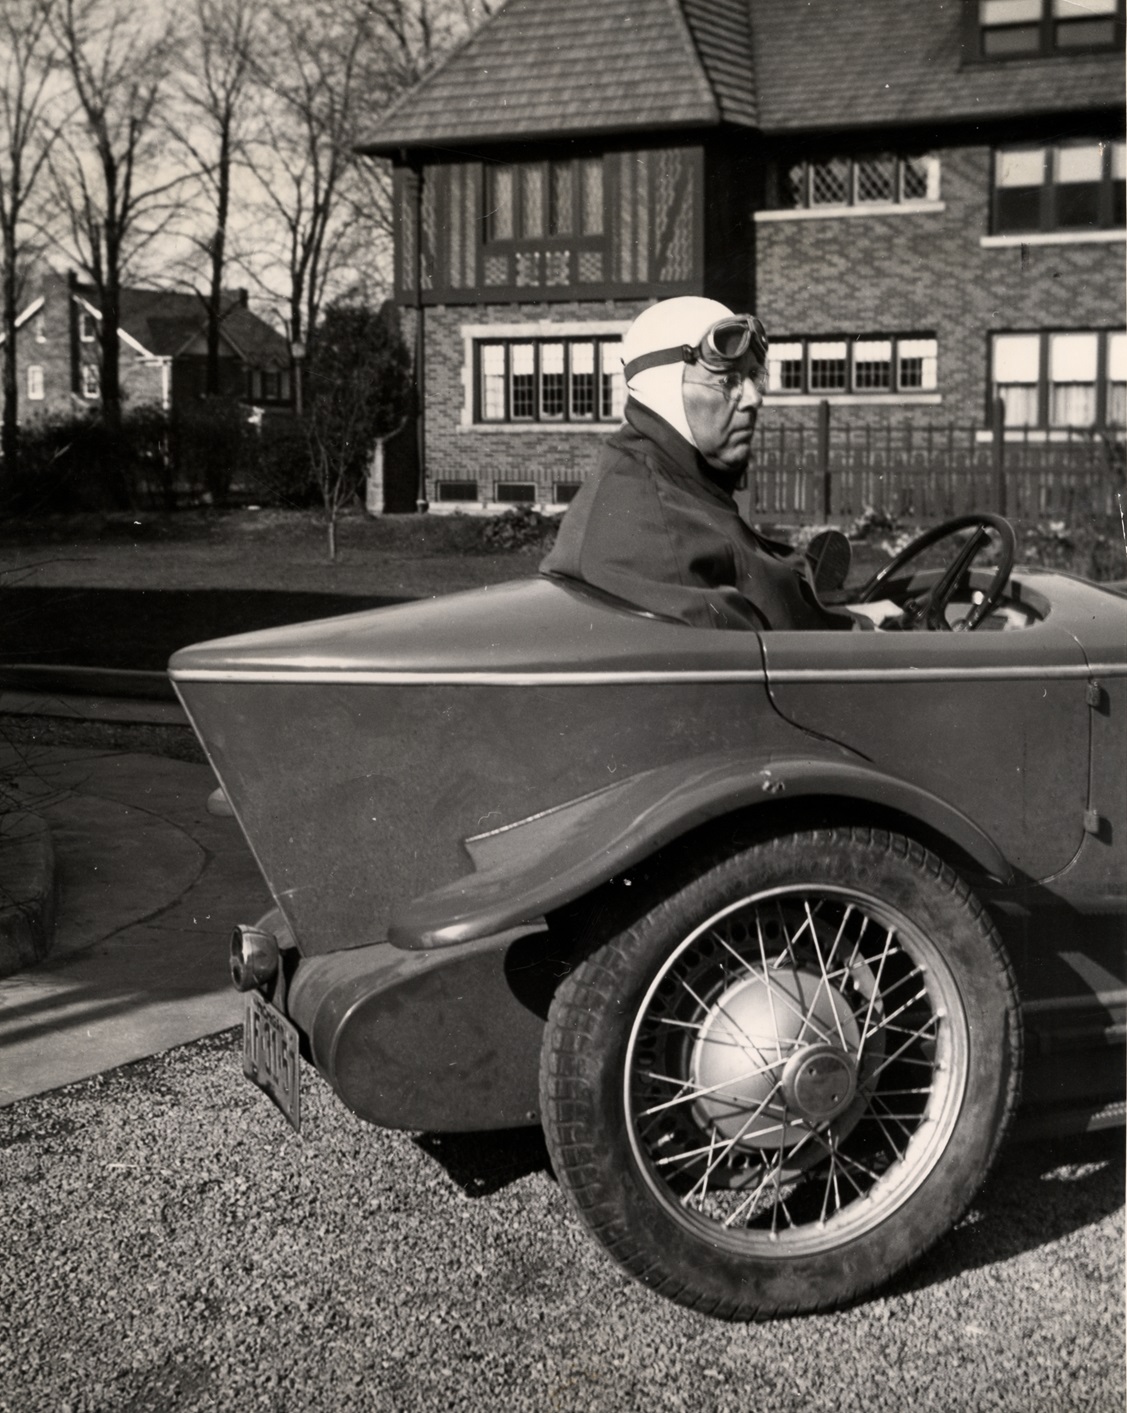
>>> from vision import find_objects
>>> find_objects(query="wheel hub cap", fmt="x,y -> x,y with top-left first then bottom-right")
781,1043 -> 857,1123
690,968 -> 861,1149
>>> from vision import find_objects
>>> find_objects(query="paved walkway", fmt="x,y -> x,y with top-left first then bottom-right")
0,743 -> 271,1104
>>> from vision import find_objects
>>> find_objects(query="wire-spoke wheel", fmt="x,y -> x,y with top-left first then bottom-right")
540,828 -> 1022,1320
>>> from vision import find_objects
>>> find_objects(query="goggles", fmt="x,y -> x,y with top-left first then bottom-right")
623,314 -> 769,382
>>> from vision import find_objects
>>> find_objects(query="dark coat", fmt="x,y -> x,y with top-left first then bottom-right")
540,400 -> 854,631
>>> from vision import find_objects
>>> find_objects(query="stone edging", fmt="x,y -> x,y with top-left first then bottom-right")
0,812 -> 58,979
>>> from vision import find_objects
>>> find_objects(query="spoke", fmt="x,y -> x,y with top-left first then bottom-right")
638,1056 -> 786,1117
756,911 -> 785,1065
681,1089 -> 786,1200
866,1015 -> 942,1085
864,1104 -> 909,1161
684,1127 -> 720,1211
807,902 -> 849,1049
817,903 -> 856,987
858,926 -> 897,1049
814,1131 -> 866,1212
722,1124 -> 822,1228
856,984 -> 931,1056
819,1146 -> 841,1223
682,976 -> 770,1065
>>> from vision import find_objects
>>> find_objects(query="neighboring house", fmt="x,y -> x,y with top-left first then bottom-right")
10,270 -> 292,423
356,0 -> 1126,515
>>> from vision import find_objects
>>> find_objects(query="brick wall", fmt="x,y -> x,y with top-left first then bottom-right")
13,275 -> 168,425
755,143 -> 1125,431
406,297 -> 654,507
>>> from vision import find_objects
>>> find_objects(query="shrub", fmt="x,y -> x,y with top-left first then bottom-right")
1018,516 -> 1125,583
478,505 -> 559,553
4,407 -> 173,514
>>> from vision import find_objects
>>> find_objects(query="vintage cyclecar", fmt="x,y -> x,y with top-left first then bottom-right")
169,515 -> 1126,1320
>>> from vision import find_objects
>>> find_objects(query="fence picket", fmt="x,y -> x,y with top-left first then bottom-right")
750,401 -> 1122,524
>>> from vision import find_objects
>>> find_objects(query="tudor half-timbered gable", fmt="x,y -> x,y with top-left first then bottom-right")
359,0 -> 1125,514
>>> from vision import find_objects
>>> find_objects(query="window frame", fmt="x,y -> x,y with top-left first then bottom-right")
79,311 -> 97,343
780,154 -> 940,211
474,335 -> 625,426
27,365 -> 44,400
989,327 -> 1126,429
484,156 -> 605,247
967,0 -> 1125,60
80,363 -> 99,399
992,138 -> 1125,234
767,335 -> 939,398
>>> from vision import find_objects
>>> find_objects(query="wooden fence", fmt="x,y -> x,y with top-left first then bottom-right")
746,401 -> 1124,525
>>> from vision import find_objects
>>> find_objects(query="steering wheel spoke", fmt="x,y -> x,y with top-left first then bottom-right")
856,514 -> 1015,632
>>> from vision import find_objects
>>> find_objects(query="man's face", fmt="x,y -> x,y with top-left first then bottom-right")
681,354 -> 765,474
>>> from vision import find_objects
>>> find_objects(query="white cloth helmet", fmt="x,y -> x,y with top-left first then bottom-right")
621,297 -> 767,448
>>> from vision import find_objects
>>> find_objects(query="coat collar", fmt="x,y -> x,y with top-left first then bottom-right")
621,398 -> 739,505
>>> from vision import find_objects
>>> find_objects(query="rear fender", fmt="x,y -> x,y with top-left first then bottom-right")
389,749 -> 1013,950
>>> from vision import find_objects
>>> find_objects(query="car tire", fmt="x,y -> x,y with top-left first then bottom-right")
539,826 -> 1022,1320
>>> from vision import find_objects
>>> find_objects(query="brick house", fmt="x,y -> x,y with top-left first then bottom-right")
357,0 -> 1125,517
9,270 -> 293,423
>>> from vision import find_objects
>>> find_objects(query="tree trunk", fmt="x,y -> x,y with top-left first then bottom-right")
1,232 -> 19,489
206,120 -> 232,397
327,513 -> 337,562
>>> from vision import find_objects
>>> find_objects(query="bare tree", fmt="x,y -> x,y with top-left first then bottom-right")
170,0 -> 264,396
47,0 -> 183,433
0,0 -> 62,482
240,0 -> 495,352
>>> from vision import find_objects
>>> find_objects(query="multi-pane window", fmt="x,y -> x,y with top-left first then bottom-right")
477,337 -> 624,424
974,0 -> 1123,57
993,140 -> 1125,233
27,365 -> 44,400
486,158 -> 604,243
991,330 -> 1126,428
782,154 -> 939,209
81,364 -> 99,398
80,311 -> 97,342
767,337 -> 938,395
247,368 -> 292,403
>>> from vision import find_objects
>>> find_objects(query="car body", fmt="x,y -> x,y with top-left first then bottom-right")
169,523 -> 1126,1320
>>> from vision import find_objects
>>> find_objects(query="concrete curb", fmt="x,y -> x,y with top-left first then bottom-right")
0,812 -> 58,979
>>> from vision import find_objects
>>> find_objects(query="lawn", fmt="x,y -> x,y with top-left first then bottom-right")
0,509 -> 549,672
1,504 -> 1121,674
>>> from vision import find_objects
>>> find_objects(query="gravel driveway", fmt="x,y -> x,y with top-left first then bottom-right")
1,1031 -> 1122,1413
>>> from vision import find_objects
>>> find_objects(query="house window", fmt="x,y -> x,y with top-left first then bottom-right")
495,482 -> 536,503
768,337 -> 938,395
81,364 -> 99,398
781,154 -> 940,209
990,329 -> 1126,428
554,482 -> 583,504
34,312 -> 46,342
80,311 -> 97,342
993,140 -> 1125,233
486,158 -> 604,243
973,0 -> 1123,57
476,337 -> 624,424
27,366 -> 44,400
436,480 -> 479,502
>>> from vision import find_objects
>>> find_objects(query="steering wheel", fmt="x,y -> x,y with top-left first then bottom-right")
855,513 -> 1016,631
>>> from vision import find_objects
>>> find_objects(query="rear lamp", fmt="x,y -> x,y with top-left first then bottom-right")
230,924 -> 279,992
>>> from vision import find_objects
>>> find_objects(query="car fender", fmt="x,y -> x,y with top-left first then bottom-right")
388,748 -> 1014,950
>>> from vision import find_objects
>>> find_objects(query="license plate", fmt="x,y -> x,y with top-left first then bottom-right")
243,990 -> 302,1132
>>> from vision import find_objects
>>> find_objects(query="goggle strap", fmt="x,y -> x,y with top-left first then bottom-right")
622,345 -> 696,382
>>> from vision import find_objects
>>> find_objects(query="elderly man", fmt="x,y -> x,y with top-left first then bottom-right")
540,297 -> 854,631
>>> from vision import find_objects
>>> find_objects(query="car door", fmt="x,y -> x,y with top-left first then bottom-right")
760,621 -> 1092,883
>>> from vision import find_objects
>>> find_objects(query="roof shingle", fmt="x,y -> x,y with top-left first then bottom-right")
750,0 -> 1124,131
357,0 -> 1123,152
357,0 -> 726,150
